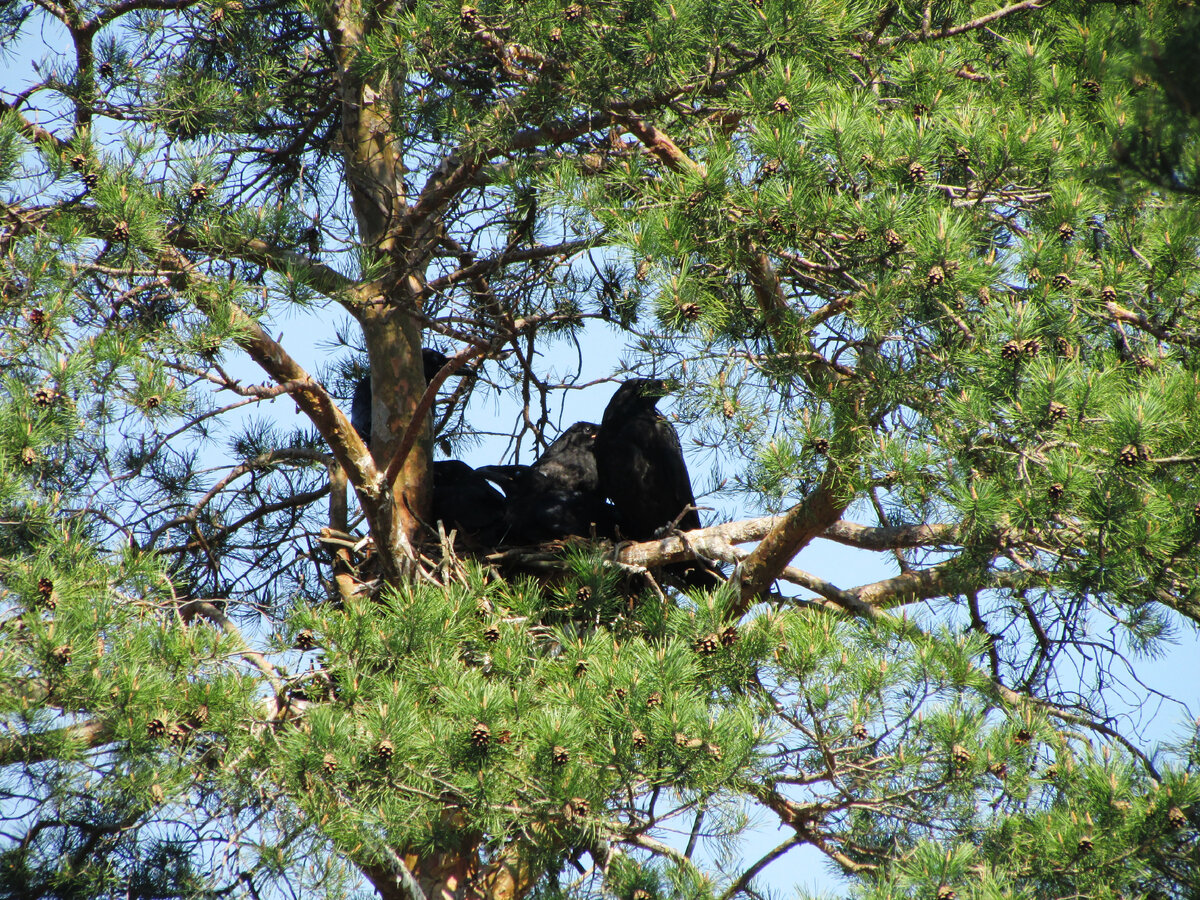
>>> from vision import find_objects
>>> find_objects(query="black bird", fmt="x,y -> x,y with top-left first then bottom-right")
533,422 -> 604,493
431,460 -> 508,548
479,423 -> 620,543
595,380 -> 721,588
596,380 -> 700,540
351,348 -> 458,442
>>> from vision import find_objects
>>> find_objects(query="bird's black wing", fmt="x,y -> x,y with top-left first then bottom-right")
599,411 -> 700,539
350,376 -> 372,441
432,461 -> 508,547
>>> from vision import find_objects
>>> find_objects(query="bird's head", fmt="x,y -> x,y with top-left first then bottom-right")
558,421 -> 601,443
601,378 -> 675,424
624,378 -> 671,401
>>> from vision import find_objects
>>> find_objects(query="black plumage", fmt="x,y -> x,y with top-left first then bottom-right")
595,380 -> 721,589
431,460 -> 508,548
479,423 -> 619,543
595,380 -> 701,540
351,348 -> 456,442
533,422 -> 603,493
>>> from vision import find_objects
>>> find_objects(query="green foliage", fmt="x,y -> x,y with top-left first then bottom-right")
2,0 -> 1200,898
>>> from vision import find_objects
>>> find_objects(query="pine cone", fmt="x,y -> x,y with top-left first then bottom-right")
321,752 -> 338,776
951,744 -> 972,765
552,745 -> 570,765
810,437 -> 829,454
693,634 -> 719,656
69,153 -> 87,171
646,691 -> 662,707
549,26 -> 562,41
1052,273 -> 1072,290
1081,79 -> 1101,96
936,886 -> 956,900
1118,444 -> 1143,467
1058,222 -> 1075,242
1014,728 -> 1034,744
852,722 -> 868,739
566,797 -> 589,818
111,221 -> 129,241
98,61 -> 114,78
1043,764 -> 1059,779
1167,806 -> 1187,829
852,225 -> 869,242
147,718 -> 167,738
50,644 -> 72,666
145,395 -> 161,409
631,728 -> 648,749
1022,337 -> 1042,356
907,161 -> 927,182
759,158 -> 781,179
884,228 -> 904,249
564,2 -> 582,20
1047,401 -> 1068,423
295,629 -> 316,651
1101,285 -> 1117,302
1054,336 -> 1073,357
81,171 -> 100,189
189,182 -> 209,201
720,625 -> 739,646
165,723 -> 188,744
680,302 -> 701,321
978,286 -> 991,306
912,102 -> 928,119
988,761 -> 1008,779
927,265 -> 945,286
470,722 -> 491,748
722,400 -> 736,420
772,96 -> 791,114
632,891 -> 652,900
459,5 -> 478,27
955,146 -> 971,162
37,577 -> 55,602
482,625 -> 501,642
1077,835 -> 1093,853
21,447 -> 37,467
1000,339 -> 1023,360
1047,483 -> 1065,503
575,586 -> 592,604
376,739 -> 394,762
187,705 -> 210,729
614,687 -> 627,700
574,659 -> 588,676
28,307 -> 46,327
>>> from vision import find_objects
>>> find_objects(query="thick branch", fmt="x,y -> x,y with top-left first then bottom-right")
1105,299 -> 1200,349
878,0 -> 1053,46
177,600 -> 285,697
736,485 -> 848,611
170,228 -> 353,300
0,718 -> 112,767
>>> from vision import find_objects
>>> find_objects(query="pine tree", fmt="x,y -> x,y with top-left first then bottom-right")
1,0 -> 1198,899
